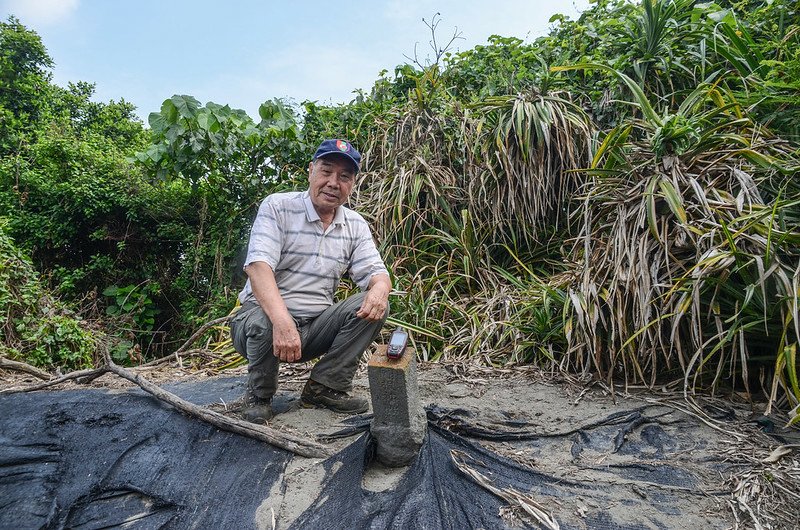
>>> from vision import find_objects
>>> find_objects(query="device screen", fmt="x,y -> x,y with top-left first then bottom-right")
390,331 -> 406,347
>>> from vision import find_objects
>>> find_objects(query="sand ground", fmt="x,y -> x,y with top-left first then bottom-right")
2,357 -> 797,529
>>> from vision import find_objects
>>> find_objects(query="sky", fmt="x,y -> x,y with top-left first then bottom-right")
1,0 -> 591,123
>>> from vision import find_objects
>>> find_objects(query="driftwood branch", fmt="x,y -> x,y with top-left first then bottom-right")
103,361 -> 329,458
0,315 -> 331,459
1,366 -> 109,394
0,356 -> 52,380
137,314 -> 233,368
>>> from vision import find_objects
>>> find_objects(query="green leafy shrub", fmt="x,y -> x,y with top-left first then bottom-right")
0,219 -> 96,370
15,313 -> 95,368
102,283 -> 160,331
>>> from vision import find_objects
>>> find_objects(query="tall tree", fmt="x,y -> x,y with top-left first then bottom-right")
0,16 -> 53,154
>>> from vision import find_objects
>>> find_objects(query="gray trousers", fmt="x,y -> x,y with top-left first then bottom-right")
229,292 -> 388,400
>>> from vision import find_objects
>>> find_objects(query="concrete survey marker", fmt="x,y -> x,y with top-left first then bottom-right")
367,344 -> 427,466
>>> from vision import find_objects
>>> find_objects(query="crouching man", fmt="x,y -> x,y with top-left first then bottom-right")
230,139 -> 391,423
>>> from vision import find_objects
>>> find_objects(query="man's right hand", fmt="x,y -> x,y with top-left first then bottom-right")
272,316 -> 301,362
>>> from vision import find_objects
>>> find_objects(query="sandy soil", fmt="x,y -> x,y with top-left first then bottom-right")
253,361 -> 797,530
2,357 -> 798,529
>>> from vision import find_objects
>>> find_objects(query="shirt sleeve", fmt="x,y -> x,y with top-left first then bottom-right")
348,220 -> 389,291
243,196 -> 283,270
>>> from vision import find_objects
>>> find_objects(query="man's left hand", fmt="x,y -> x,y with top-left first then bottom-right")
356,275 -> 391,321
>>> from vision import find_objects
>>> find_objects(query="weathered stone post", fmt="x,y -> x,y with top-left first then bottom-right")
367,344 -> 427,467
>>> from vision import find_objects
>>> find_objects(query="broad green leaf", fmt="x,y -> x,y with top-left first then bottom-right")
170,94 -> 201,119
164,123 -> 185,143
197,110 -> 209,131
144,144 -> 163,163
148,111 -> 168,133
159,99 -> 178,124
197,111 -> 220,133
206,101 -> 225,114
707,8 -> 733,24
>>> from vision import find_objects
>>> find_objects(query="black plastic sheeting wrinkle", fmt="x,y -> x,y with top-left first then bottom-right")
291,404 -> 724,530
291,430 -> 525,530
0,389 -> 291,530
1,381 -> 731,530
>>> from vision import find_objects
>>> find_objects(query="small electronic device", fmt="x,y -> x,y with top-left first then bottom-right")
386,327 -> 408,360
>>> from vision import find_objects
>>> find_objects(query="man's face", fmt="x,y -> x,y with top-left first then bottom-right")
307,156 -> 356,215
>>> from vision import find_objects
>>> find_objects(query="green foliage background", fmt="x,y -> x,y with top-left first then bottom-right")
1,1 -> 799,424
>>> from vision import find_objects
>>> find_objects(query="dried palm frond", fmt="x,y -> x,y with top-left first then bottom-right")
721,430 -> 800,529
468,91 -> 592,243
561,71 -> 800,414
451,449 -> 561,530
354,104 -> 468,267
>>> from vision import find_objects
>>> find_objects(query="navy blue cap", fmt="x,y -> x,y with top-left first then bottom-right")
313,139 -> 361,173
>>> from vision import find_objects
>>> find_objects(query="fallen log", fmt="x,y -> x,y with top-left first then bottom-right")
0,356 -> 52,380
0,314 -> 331,459
104,361 -> 330,458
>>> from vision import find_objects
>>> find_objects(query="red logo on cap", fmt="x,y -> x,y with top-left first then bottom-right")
336,140 -> 349,152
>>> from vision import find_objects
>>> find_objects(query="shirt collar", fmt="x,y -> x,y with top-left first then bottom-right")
301,191 -> 346,226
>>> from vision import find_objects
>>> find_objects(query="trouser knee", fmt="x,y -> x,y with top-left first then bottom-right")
341,291 -> 390,324
230,304 -> 279,399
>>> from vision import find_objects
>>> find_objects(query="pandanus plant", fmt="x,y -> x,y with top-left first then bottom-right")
553,62 -> 800,423
467,90 -> 593,244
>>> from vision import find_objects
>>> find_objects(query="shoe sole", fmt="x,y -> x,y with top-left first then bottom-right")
300,398 -> 368,415
241,406 -> 274,423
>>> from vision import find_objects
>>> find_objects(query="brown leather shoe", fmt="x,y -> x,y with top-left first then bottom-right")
241,390 -> 273,423
300,379 -> 368,414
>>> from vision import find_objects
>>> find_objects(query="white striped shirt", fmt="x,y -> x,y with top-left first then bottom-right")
238,191 -> 388,318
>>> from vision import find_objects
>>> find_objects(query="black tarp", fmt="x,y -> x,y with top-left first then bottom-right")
1,376 -> 733,529
293,406 -> 717,529
0,386 -> 290,529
